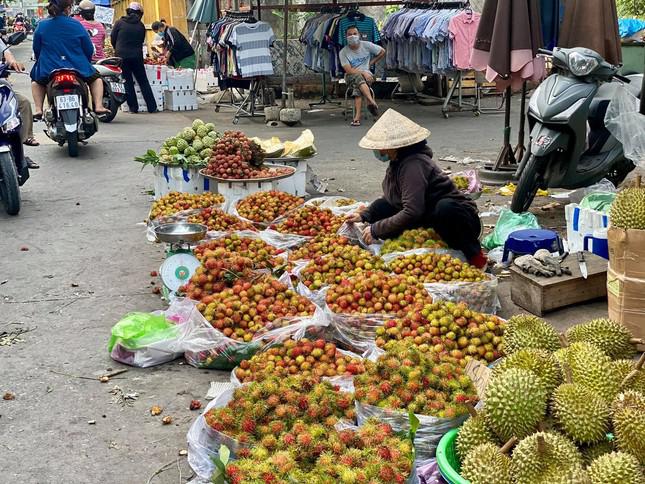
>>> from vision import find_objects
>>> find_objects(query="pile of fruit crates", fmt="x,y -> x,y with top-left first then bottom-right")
121,65 -> 198,112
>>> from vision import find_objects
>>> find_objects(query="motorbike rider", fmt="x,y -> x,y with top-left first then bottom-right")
75,0 -> 106,62
30,0 -> 110,119
1,37 -> 39,169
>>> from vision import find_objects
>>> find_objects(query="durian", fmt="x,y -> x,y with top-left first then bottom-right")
551,383 -> 610,444
494,348 -> 563,395
461,443 -> 513,484
484,368 -> 547,441
511,432 -> 583,483
611,390 -> 645,464
613,356 -> 645,393
580,440 -> 615,466
565,319 -> 639,359
560,342 -> 621,402
553,468 -> 592,484
587,451 -> 644,484
455,410 -> 498,459
610,184 -> 645,229
503,314 -> 561,355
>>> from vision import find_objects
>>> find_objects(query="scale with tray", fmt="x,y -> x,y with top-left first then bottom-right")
154,223 -> 208,299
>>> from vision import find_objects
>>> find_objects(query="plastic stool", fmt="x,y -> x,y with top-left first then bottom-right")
344,86 -> 376,122
502,229 -> 564,263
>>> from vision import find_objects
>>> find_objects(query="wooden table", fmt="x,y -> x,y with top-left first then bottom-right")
509,252 -> 608,316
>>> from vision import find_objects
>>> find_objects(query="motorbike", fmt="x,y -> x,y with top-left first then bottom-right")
43,69 -> 99,157
12,21 -> 25,33
0,31 -> 28,216
94,57 -> 126,123
511,46 -> 643,213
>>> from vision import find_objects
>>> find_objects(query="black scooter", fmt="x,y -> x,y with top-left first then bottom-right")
0,31 -> 28,216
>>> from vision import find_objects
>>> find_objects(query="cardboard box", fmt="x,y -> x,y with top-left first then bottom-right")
607,228 -> 645,342
164,89 -> 198,111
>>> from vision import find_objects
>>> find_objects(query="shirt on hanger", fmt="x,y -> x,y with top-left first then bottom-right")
229,21 -> 275,78
448,10 -> 481,70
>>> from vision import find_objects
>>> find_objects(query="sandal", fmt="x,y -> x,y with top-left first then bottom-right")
25,157 -> 39,169
32,113 -> 43,122
367,103 -> 379,117
24,137 -> 39,147
350,120 -> 361,127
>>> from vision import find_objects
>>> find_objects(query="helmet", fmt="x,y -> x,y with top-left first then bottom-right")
127,2 -> 143,11
79,0 -> 95,10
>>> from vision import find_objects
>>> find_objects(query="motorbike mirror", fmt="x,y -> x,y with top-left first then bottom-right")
7,31 -> 26,46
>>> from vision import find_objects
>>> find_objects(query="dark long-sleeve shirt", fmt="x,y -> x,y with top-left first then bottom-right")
111,13 -> 146,60
362,146 -> 477,240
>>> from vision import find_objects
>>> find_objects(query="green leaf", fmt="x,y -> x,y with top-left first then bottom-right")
219,444 -> 230,465
408,409 -> 420,440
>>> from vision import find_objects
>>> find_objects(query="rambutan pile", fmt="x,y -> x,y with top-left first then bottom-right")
204,376 -> 355,445
354,342 -> 478,418
193,235 -> 285,270
225,419 -> 413,484
234,338 -> 366,383
375,301 -> 506,365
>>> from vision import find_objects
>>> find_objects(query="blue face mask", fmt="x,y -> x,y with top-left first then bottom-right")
373,150 -> 389,162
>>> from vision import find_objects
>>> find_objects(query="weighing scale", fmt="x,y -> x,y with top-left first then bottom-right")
154,223 -> 208,299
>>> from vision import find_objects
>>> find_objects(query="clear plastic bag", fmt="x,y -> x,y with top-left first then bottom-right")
482,208 -> 540,250
257,228 -> 310,250
327,308 -> 395,354
184,306 -> 329,370
108,298 -> 201,368
424,275 -> 500,314
337,221 -> 383,254
355,401 -> 468,461
187,387 -> 248,481
305,196 -> 368,216
605,87 -> 645,167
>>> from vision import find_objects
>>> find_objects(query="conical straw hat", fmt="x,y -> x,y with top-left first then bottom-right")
359,109 -> 431,150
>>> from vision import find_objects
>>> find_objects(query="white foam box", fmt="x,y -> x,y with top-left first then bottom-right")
164,89 -> 198,111
268,158 -> 308,196
144,64 -> 168,87
166,68 -> 195,91
153,165 -> 213,199
122,85 -> 165,112
209,178 -> 281,202
195,68 -> 218,92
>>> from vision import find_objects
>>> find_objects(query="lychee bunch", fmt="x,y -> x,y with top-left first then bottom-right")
354,342 -> 478,417
288,235 -> 353,261
234,338 -> 366,383
299,246 -> 385,290
149,191 -> 224,220
271,206 -> 345,237
236,190 -> 304,224
204,376 -> 355,443
381,228 -> 447,254
197,275 -> 315,341
325,271 -> 432,316
375,301 -> 505,364
224,419 -> 413,484
388,252 -> 486,283
187,207 -> 255,232
193,235 -> 284,270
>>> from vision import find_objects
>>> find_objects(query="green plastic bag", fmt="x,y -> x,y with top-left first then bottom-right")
108,312 -> 179,352
579,192 -> 616,213
482,208 -> 540,250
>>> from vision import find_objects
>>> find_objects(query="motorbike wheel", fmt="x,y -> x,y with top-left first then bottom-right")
511,154 -> 545,213
0,152 -> 21,215
606,158 -> 635,188
98,81 -> 119,123
67,131 -> 79,158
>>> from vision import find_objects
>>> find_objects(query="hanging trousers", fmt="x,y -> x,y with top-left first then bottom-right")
121,57 -> 158,113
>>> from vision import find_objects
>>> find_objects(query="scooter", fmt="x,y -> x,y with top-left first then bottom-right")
43,69 -> 98,157
511,47 -> 643,213
0,31 -> 28,215
94,57 -> 126,123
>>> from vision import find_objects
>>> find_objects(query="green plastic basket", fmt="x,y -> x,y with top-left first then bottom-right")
436,428 -> 469,484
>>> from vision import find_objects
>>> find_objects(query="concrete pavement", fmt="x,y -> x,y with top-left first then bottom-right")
0,41 -> 607,483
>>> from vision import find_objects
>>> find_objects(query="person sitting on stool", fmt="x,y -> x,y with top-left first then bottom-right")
348,109 -> 488,269
339,25 -> 385,127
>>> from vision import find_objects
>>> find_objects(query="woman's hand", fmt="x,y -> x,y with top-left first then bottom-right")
347,212 -> 362,223
362,225 -> 374,245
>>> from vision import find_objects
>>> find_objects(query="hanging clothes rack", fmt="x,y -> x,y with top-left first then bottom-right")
308,5 -> 344,109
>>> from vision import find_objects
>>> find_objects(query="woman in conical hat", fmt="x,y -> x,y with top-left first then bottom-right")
348,109 -> 487,268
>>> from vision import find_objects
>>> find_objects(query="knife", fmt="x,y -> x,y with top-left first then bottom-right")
577,252 -> 588,279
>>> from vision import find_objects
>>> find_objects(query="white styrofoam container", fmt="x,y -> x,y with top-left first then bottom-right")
207,178 -> 288,207
564,203 -> 609,253
145,64 -> 168,87
267,158 -> 308,196
122,83 -> 165,112
164,89 -> 198,111
153,165 -> 213,199
195,69 -> 218,92
166,68 -> 195,91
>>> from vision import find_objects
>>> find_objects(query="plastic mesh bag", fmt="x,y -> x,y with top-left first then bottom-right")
482,208 -> 540,250
355,401 -> 467,461
605,87 -> 645,166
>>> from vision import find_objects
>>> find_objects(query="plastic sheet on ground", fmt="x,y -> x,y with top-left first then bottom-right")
304,196 -> 368,216
605,86 -> 645,166
355,400 -> 468,461
481,208 -> 540,250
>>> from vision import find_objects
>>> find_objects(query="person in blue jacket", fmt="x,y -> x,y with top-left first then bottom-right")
30,0 -> 109,118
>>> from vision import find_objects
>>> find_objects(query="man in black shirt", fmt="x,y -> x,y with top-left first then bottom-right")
151,20 -> 196,69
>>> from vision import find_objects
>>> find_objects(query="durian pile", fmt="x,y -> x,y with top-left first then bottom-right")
456,314 -> 645,484
135,119 -> 220,169
610,176 -> 645,230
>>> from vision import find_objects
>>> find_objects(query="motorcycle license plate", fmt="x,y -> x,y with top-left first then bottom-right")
56,95 -> 80,110
110,82 -> 125,94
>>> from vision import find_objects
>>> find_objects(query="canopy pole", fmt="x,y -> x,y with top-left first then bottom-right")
281,0 -> 288,108
493,86 -> 517,171
513,81 -> 528,163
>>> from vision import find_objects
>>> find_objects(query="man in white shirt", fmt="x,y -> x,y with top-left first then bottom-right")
339,25 -> 385,126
